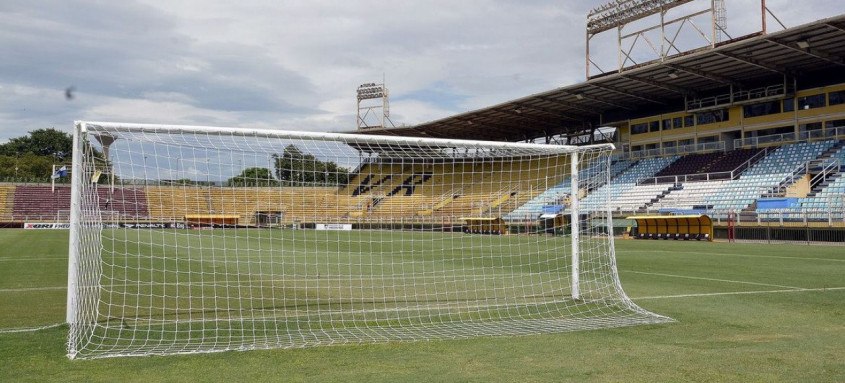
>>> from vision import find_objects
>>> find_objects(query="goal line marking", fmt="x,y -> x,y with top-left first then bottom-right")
1,272 -> 573,294
0,286 -> 66,293
0,257 -> 67,262
633,286 -> 845,300
623,270 -> 804,290
624,249 -> 845,263
0,323 -> 64,334
0,271 -> 811,294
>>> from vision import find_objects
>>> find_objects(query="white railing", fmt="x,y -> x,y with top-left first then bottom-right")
812,159 -> 842,185
743,209 -> 845,226
628,141 -> 725,160
692,207 -> 845,225
686,83 -> 787,112
637,171 -> 733,185
736,126 -> 845,149
799,126 -> 845,141
770,158 -> 842,197
734,132 -> 797,149
776,160 -> 818,195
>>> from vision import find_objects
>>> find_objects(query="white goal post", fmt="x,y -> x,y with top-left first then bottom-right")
66,121 -> 671,359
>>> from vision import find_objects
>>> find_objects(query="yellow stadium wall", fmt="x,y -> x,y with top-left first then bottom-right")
623,82 -> 845,151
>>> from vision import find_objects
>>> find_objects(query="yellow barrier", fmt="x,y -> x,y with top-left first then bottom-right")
185,214 -> 240,226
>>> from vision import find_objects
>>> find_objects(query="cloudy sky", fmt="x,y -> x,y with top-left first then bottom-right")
1,0 -> 842,142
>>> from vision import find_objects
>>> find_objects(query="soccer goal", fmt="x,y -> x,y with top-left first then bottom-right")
66,121 -> 671,359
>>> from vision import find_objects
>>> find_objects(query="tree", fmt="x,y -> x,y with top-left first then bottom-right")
227,167 -> 276,187
0,128 -> 72,160
0,128 -> 116,183
0,128 -> 74,182
272,145 -> 349,186
0,153 -> 53,181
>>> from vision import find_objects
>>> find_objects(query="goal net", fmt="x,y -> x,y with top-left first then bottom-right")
67,121 -> 671,359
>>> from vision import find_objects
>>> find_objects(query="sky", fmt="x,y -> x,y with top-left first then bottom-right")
1,0 -> 843,142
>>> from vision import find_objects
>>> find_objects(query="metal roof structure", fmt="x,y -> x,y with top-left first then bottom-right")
354,14 -> 845,142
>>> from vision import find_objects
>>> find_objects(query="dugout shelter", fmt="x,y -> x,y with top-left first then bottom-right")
627,214 -> 713,241
462,217 -> 507,235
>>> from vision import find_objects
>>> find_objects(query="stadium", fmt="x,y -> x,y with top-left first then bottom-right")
1,0 -> 844,381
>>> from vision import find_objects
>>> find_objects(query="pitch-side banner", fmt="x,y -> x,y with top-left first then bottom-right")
24,222 -> 187,230
315,223 -> 353,231
105,222 -> 187,229
23,223 -> 71,230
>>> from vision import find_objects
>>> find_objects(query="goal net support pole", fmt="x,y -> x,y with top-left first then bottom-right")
570,151 -> 580,301
66,122 -> 83,326
66,121 -> 672,359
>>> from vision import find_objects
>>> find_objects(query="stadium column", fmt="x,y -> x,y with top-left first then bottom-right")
570,151 -> 581,301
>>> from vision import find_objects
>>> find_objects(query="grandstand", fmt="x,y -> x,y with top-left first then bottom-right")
2,139 -> 843,244
1,12 -> 843,244
350,12 -> 845,242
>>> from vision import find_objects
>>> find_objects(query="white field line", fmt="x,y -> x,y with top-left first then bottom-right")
19,287 -> 844,329
0,273 -> 553,293
0,257 -> 67,262
0,269 -> 816,293
0,286 -> 66,293
633,286 -> 845,300
4,250 -> 844,263
3,288 -> 843,332
624,249 -> 845,263
0,322 -> 64,334
5,250 -> 842,263
624,270 -> 804,290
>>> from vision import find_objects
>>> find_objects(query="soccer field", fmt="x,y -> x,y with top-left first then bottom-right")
1,229 -> 843,382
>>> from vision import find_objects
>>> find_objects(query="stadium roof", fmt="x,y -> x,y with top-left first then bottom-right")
354,14 -> 845,142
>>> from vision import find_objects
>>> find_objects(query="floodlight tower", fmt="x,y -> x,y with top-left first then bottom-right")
356,82 -> 395,130
585,0 -> 737,79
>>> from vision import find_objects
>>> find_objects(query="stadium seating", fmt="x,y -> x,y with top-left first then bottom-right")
610,183 -> 674,212
503,158 -> 634,220
504,180 -> 571,221
647,180 -> 729,212
653,152 -> 724,177
705,140 -> 836,213
0,185 -> 14,221
145,186 -> 212,220
700,148 -> 763,173
367,195 -> 436,218
146,186 -> 365,224
96,187 -> 149,220
345,158 -> 562,220
609,158 -> 636,178
429,189 -> 523,218
653,149 -> 761,178
791,144 -> 845,217
580,156 -> 678,212
9,185 -> 147,222
12,186 -> 71,221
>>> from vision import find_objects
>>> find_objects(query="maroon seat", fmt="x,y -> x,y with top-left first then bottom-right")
654,148 -> 763,178
13,185 -> 149,221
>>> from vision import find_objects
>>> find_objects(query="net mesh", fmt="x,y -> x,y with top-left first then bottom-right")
67,122 -> 671,359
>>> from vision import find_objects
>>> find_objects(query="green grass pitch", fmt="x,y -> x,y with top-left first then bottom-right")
0,229 -> 843,382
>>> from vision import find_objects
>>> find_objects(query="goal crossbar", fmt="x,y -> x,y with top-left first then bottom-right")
79,121 -> 612,154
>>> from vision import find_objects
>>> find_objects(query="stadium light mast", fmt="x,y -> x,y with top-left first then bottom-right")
585,0 -> 733,79
356,81 -> 396,131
